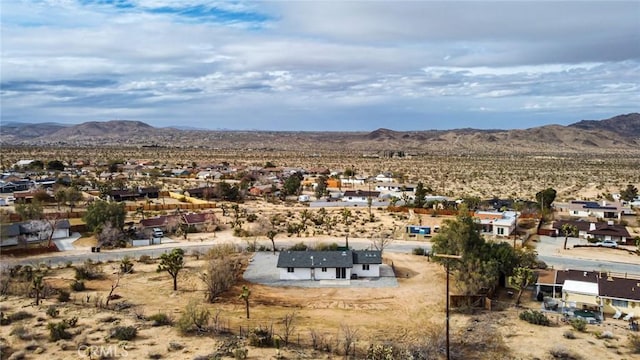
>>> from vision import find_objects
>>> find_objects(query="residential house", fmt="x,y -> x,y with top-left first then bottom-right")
109,187 -> 159,202
249,184 -> 275,197
276,250 -> 382,280
342,190 -> 381,202
0,220 -> 71,247
340,176 -> 367,187
375,173 -> 395,183
183,212 -> 216,232
552,220 -> 631,244
0,223 -> 21,246
555,200 -> 632,220
0,180 -> 32,193
375,183 -> 416,193
474,211 -> 517,237
536,269 -> 640,317
139,212 -> 216,233
598,276 -> 640,315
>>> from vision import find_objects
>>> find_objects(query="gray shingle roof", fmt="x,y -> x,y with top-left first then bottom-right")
353,250 -> 382,264
277,250 -> 353,268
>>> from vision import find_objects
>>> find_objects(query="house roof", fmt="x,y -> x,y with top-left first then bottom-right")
552,220 -> 629,237
588,225 -> 630,237
535,269 -> 556,285
55,219 -> 71,229
343,190 -> 380,197
352,250 -> 382,264
598,276 -> 640,301
555,269 -> 599,285
140,217 -> 168,228
277,250 -> 354,268
183,213 -> 207,225
0,223 -> 20,237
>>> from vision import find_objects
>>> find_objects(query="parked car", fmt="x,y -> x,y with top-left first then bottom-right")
595,240 -> 618,248
152,228 -> 164,239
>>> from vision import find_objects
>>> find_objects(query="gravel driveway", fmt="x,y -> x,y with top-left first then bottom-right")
243,252 -> 398,288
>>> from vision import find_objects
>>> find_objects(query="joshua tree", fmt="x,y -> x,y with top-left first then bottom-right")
157,248 -> 185,291
239,285 -> 251,319
562,223 -> 578,250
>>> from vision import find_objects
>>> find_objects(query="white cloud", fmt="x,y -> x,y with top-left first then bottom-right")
0,0 -> 638,130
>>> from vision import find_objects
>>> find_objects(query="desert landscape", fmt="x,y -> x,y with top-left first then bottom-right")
1,114 -> 640,360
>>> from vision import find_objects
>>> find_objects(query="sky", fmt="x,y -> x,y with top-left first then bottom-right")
1,0 -> 639,131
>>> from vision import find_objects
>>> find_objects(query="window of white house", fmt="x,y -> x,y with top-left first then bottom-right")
612,299 -> 628,308
287,267 -> 294,273
497,228 -> 505,235
362,264 -> 370,270
321,267 -> 327,272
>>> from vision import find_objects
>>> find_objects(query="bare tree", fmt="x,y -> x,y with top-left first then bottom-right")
105,263 -> 132,307
281,311 -> 297,346
340,323 -> 358,358
371,229 -> 395,254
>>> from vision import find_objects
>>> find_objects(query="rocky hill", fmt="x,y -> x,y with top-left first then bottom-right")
569,113 -> 640,138
1,114 -> 638,154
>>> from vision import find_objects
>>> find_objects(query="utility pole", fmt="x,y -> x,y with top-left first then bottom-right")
433,253 -> 462,360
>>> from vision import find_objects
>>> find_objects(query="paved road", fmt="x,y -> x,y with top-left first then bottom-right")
1,234 -> 638,275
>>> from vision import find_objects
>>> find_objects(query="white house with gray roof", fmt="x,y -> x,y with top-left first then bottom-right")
276,250 -> 382,281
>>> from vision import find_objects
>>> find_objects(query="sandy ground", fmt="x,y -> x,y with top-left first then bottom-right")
2,203 -> 639,359
1,248 -> 639,360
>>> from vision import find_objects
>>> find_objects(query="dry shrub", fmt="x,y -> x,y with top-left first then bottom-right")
201,257 -> 240,303
205,243 -> 239,259
549,345 -> 582,359
630,333 -> 640,354
177,301 -> 210,334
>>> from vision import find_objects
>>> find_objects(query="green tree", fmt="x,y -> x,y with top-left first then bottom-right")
414,182 -> 428,208
239,285 -> 251,319
621,184 -> 639,202
511,267 -> 535,305
432,205 -> 500,295
535,188 -> 557,211
15,201 -> 44,220
47,160 -> 65,171
157,248 -> 185,291
54,188 -> 67,210
28,160 -> 44,171
83,200 -> 126,233
215,181 -> 240,201
283,172 -> 303,196
561,223 -> 578,250
65,187 -> 83,213
315,175 -> 328,199
343,167 -> 356,177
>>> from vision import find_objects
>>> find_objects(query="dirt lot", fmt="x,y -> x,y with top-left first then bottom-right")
1,249 -> 639,360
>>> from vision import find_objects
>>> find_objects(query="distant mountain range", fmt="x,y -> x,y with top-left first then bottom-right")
1,113 -> 639,154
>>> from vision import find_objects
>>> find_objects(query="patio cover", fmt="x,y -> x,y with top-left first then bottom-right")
563,280 -> 598,296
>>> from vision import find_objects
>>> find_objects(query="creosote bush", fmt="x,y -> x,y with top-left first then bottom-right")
111,326 -> 137,341
177,301 -> 210,334
148,312 -> 173,326
248,326 -> 273,347
519,310 -> 550,326
48,321 -> 72,341
70,280 -> 85,291
569,318 -> 587,332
